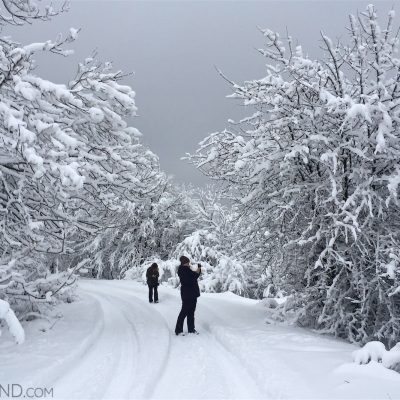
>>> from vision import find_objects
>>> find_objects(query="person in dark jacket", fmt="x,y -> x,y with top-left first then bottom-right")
146,263 -> 159,303
175,256 -> 201,335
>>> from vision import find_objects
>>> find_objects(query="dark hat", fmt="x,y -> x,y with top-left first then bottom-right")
179,255 -> 190,265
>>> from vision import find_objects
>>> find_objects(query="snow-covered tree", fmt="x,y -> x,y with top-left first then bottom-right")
0,0 -> 166,321
189,5 -> 400,345
85,180 -> 195,279
0,1 -> 79,319
170,189 -> 250,295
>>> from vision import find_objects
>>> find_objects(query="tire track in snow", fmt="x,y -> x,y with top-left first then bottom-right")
82,289 -> 141,399
201,321 -> 279,399
76,280 -> 301,399
198,301 -> 278,398
199,300 -> 312,399
105,281 -> 266,399
94,281 -> 184,398
25,293 -> 106,391
51,289 -> 137,399
98,288 -> 172,399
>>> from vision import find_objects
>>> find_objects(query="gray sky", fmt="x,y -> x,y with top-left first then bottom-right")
7,0 -> 396,185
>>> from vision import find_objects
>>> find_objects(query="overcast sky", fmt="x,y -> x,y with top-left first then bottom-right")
7,0 -> 396,186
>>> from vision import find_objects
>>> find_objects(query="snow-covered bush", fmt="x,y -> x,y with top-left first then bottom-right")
200,255 -> 247,295
189,4 -> 400,345
353,341 -> 387,364
385,344 -> 400,373
262,293 -> 303,325
168,227 -> 249,295
262,298 -> 279,309
353,341 -> 400,373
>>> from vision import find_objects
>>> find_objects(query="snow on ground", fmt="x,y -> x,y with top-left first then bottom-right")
1,279 -> 400,399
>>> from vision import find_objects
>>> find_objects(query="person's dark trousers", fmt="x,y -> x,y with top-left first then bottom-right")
148,284 -> 158,302
175,297 -> 197,333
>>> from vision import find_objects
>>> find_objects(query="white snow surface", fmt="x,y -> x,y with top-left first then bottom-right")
1,279 -> 400,399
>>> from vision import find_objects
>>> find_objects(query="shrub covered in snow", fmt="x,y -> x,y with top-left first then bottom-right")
353,341 -> 387,364
353,341 -> 400,373
201,255 -> 247,295
262,298 -> 279,309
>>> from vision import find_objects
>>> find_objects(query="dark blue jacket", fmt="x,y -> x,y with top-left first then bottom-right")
178,265 -> 201,300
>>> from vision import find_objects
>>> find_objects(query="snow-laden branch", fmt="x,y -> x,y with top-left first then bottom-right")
0,299 -> 24,344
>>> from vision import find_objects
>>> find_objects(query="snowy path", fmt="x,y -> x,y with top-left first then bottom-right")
99,281 -> 263,400
1,279 -> 400,400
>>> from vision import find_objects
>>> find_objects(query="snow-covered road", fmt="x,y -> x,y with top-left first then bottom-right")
1,279 -> 400,400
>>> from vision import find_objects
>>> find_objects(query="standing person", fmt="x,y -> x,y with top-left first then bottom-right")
175,256 -> 201,336
146,263 -> 159,303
